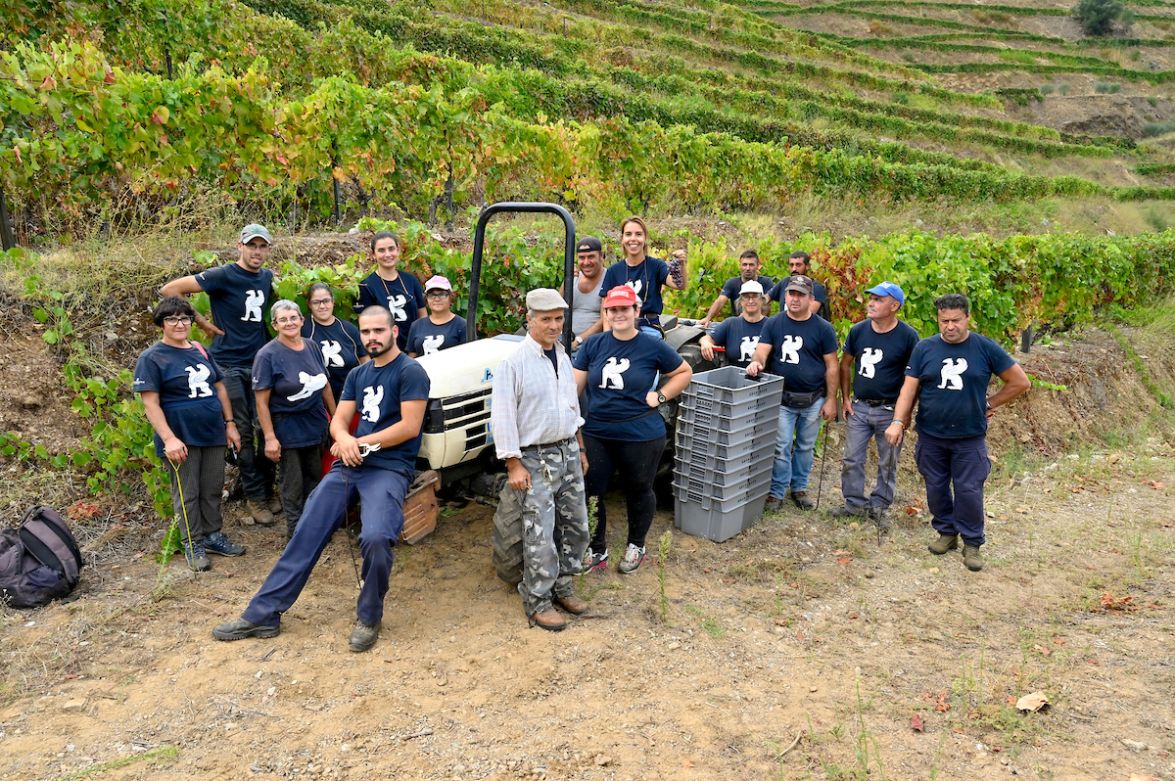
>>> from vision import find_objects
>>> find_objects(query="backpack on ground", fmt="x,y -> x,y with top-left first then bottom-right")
0,505 -> 84,609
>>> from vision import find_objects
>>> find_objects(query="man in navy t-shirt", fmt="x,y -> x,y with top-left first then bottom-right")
161,223 -> 278,525
699,279 -> 770,369
698,250 -> 775,326
214,306 -> 431,653
747,275 -> 839,510
767,251 -> 831,321
886,294 -> 1029,572
834,282 -> 920,533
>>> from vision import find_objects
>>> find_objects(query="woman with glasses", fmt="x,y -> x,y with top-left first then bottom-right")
406,275 -> 467,358
134,296 -> 245,571
356,231 -> 426,352
253,300 -> 336,540
301,282 -> 368,403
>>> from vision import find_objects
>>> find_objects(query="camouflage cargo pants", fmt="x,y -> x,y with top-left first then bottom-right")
515,439 -> 589,616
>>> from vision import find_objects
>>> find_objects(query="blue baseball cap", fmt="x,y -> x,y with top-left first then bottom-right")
865,282 -> 905,307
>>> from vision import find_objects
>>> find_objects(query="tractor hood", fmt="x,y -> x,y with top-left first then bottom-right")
413,334 -> 524,397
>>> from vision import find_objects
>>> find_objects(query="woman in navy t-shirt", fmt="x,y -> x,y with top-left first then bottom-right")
597,216 -> 688,333
133,297 -> 244,571
573,285 -> 693,575
406,275 -> 467,357
356,231 -> 426,351
302,282 -> 368,403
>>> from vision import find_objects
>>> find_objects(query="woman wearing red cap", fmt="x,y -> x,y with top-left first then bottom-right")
573,285 -> 693,574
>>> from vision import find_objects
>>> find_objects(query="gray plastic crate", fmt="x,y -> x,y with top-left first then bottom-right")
678,393 -> 777,420
676,400 -> 776,432
673,458 -> 772,489
674,493 -> 769,542
672,464 -> 772,505
676,426 -> 774,463
684,366 -> 784,405
675,412 -> 774,446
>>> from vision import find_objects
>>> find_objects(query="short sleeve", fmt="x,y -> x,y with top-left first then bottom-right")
842,324 -> 858,355
712,319 -> 732,344
720,278 -> 740,300
819,322 -> 838,355
985,337 -> 1016,376
655,259 -> 671,287
341,367 -> 358,402
758,316 -> 779,347
767,280 -> 784,302
132,352 -> 162,393
906,340 -> 929,377
251,348 -> 275,390
401,361 -> 432,401
194,265 -> 225,293
405,319 -> 423,354
655,339 -> 684,372
572,338 -> 593,371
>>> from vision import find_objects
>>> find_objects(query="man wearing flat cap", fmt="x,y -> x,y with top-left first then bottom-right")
490,289 -> 590,631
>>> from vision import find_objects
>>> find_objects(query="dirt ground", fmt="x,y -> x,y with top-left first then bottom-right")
2,314 -> 1174,780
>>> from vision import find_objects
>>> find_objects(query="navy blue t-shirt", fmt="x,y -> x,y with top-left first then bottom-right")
907,333 -> 1016,440
340,353 -> 431,474
356,271 -> 427,351
720,275 -> 775,317
406,315 -> 467,357
599,257 -> 671,320
133,342 -> 227,457
711,316 -> 769,369
573,332 -> 683,442
252,339 -> 331,448
301,316 -> 367,402
768,276 -> 830,321
758,313 -> 838,394
843,319 -> 920,401
195,263 -> 274,368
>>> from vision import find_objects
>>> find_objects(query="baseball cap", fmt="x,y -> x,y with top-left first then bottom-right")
576,236 -> 603,254
785,275 -> 815,296
602,285 -> 640,308
240,224 -> 273,245
739,280 -> 765,296
525,288 -> 568,311
424,275 -> 452,292
866,281 -> 905,307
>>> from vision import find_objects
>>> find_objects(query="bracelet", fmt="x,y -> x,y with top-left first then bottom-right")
889,420 -> 905,428
225,419 -> 236,425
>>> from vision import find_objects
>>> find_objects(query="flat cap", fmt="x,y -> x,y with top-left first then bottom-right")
526,288 -> 568,311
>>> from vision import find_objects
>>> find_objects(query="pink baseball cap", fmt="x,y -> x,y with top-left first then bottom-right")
424,275 -> 452,292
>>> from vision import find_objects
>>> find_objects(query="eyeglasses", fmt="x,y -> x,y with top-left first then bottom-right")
274,316 -> 302,325
308,299 -> 333,306
163,316 -> 192,326
426,290 -> 450,298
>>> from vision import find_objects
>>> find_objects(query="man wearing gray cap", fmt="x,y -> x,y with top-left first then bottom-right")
490,289 -> 590,631
161,224 -> 278,526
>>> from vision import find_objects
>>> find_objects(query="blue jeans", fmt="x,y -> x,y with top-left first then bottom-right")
242,463 -> 410,628
770,398 -> 824,499
840,401 -> 901,512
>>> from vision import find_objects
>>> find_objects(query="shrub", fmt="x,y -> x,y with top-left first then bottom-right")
1073,0 -> 1133,36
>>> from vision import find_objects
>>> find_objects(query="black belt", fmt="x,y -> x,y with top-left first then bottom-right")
856,398 -> 897,406
522,436 -> 575,451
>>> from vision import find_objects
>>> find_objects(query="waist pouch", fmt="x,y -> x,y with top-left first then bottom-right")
781,389 -> 822,408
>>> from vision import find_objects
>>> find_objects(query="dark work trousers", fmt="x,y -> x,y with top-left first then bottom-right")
584,434 -> 665,551
168,445 -> 226,541
277,442 -> 325,538
914,432 -> 991,547
221,366 -> 273,501
242,463 -> 410,628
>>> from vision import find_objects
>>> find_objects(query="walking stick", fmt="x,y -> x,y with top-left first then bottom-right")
814,418 -> 832,511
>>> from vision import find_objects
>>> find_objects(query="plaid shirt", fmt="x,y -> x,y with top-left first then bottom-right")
491,334 -> 583,460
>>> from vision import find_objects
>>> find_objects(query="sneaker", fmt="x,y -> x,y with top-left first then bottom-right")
928,533 -> 959,555
962,544 -> 985,572
182,539 -> 211,572
585,548 -> 609,573
349,621 -> 380,653
204,531 -> 246,557
830,505 -> 866,519
246,499 -> 275,526
791,490 -> 815,511
618,543 -> 648,575
764,495 -> 785,512
212,617 -> 279,641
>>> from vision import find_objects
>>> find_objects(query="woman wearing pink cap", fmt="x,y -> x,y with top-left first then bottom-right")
573,285 -> 693,574
406,275 -> 467,357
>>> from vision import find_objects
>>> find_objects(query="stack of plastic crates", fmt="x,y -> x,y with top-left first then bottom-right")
673,366 -> 784,542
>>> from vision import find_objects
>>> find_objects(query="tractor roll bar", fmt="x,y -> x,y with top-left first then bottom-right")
466,202 -> 577,351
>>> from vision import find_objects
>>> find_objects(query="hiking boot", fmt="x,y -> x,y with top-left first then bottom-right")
764,495 -> 785,512
183,539 -> 211,572
963,544 -> 985,572
348,621 -> 380,652
528,609 -> 567,632
928,533 -> 959,555
246,499 -> 275,526
618,543 -> 649,574
554,594 -> 589,615
791,490 -> 815,511
868,507 -> 892,532
204,531 -> 245,557
267,496 -> 283,515
584,548 -> 609,573
830,505 -> 866,520
212,617 -> 279,641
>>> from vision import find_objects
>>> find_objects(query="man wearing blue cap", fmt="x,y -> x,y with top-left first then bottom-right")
834,282 -> 919,535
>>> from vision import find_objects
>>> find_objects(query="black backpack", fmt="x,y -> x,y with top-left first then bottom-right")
0,506 -> 84,608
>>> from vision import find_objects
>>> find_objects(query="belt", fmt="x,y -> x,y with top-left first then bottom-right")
522,436 -> 575,451
855,398 -> 897,406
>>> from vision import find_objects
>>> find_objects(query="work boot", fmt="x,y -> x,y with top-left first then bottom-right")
267,496 -> 283,515
791,490 -> 815,511
528,609 -> 567,632
869,507 -> 892,532
349,621 -> 380,652
963,544 -> 985,572
928,533 -> 959,555
554,594 -> 589,615
764,495 -> 786,512
246,499 -> 275,526
212,617 -> 279,641
830,505 -> 866,520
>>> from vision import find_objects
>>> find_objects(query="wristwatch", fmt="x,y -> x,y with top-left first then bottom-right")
572,335 -> 583,347
656,392 -> 668,405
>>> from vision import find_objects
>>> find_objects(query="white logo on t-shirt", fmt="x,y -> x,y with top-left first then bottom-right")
184,364 -> 213,398
938,358 -> 968,390
740,336 -> 759,362
389,294 -> 407,322
320,340 -> 343,367
287,372 -> 327,402
625,280 -> 643,297
779,335 -> 803,364
600,357 -> 631,389
422,334 -> 445,355
241,290 -> 264,322
859,348 -> 883,379
361,386 -> 384,422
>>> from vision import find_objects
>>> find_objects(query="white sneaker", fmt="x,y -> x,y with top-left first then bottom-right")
618,543 -> 648,574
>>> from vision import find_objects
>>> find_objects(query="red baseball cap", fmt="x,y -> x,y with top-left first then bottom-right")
602,285 -> 640,308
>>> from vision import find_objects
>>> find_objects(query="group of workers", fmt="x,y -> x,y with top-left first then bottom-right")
132,217 -> 1029,649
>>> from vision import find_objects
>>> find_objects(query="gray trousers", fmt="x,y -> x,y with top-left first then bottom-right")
169,445 -> 227,541
840,401 -> 902,512
514,439 -> 590,615
278,443 -> 324,537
